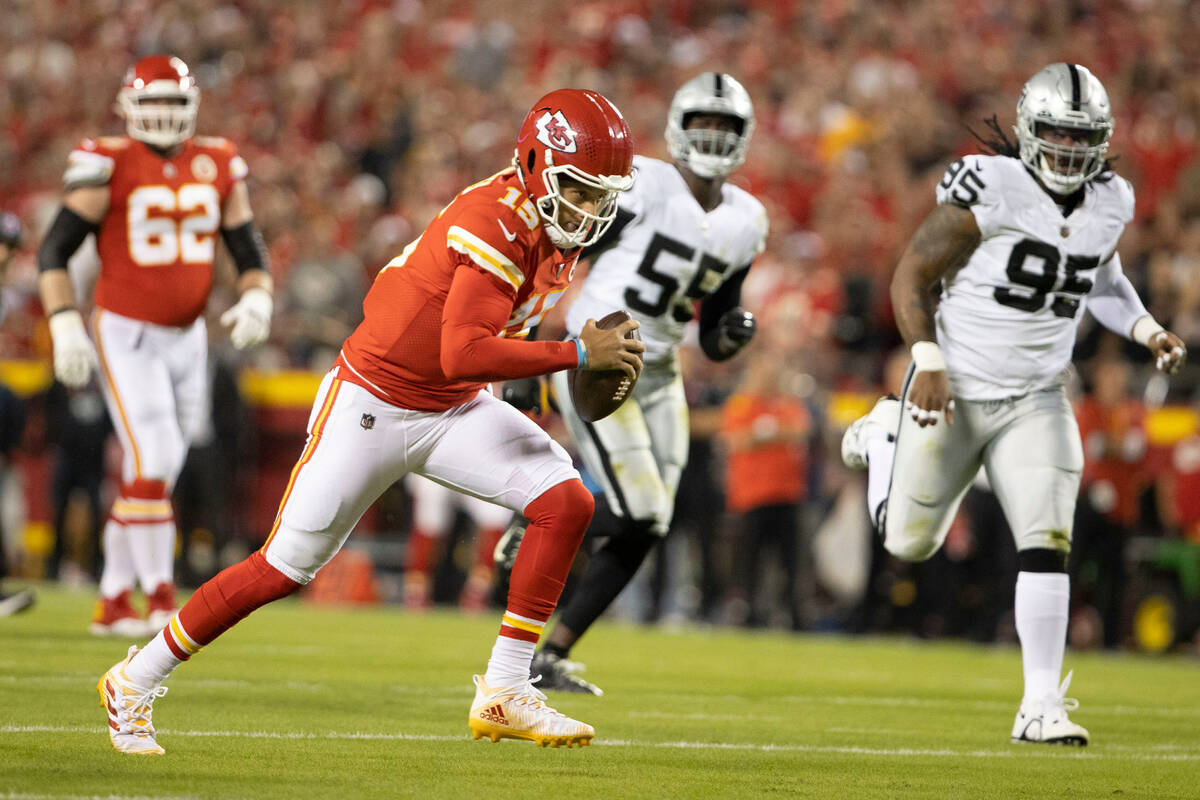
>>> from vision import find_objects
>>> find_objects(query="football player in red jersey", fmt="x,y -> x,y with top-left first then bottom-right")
95,88 -> 644,754
37,55 -> 274,638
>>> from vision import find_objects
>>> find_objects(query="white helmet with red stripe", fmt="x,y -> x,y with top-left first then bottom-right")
117,55 -> 200,149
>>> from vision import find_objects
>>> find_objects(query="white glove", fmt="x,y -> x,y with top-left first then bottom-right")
220,287 -> 273,350
48,309 -> 97,388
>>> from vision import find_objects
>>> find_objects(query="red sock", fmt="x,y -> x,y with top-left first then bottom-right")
473,526 -> 506,573
501,479 -> 592,641
167,551 -> 300,658
406,527 -> 440,575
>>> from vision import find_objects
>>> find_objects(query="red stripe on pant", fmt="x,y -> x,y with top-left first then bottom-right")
502,479 -> 593,634
171,551 -> 301,653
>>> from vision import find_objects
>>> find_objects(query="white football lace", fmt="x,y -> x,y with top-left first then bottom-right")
1052,670 -> 1080,713
117,683 -> 168,735
514,678 -> 552,708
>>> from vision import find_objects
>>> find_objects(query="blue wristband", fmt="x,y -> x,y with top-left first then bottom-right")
573,337 -> 587,368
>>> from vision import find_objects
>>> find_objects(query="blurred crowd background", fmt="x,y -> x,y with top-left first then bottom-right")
2,0 -> 1200,653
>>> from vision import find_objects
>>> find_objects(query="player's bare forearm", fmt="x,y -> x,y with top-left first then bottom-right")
890,204 -> 980,346
236,268 -> 273,295
38,269 -> 77,315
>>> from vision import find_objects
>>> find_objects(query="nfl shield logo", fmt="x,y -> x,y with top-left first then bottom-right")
360,413 -> 375,430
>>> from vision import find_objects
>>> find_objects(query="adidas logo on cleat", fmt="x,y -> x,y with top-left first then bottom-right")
477,703 -> 508,726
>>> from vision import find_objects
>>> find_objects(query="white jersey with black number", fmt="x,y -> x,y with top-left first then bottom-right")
933,154 -> 1135,400
565,156 -> 768,363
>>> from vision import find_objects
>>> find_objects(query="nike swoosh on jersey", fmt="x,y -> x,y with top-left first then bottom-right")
497,219 -> 518,242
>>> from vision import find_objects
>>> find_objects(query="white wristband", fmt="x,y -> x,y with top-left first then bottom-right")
1131,315 -> 1165,347
911,340 -> 946,372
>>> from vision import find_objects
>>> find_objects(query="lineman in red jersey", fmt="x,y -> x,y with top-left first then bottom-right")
96,88 -> 644,754
37,55 -> 274,638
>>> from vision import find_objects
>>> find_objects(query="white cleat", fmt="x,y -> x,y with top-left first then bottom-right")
841,395 -> 901,470
1011,671 -> 1089,746
97,645 -> 168,755
468,675 -> 594,748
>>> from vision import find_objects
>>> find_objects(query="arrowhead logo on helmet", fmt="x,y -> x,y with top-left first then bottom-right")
513,89 -> 637,250
535,111 -> 578,153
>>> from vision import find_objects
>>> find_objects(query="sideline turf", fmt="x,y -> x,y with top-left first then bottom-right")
2,585 -> 1198,799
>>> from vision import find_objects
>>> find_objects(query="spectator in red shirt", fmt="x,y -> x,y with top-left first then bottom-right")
720,350 -> 812,629
1074,358 -> 1149,648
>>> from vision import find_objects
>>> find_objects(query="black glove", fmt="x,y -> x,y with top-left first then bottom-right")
717,308 -> 756,355
501,376 -> 545,414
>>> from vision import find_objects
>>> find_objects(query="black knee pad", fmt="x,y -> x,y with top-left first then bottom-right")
1017,547 -> 1067,573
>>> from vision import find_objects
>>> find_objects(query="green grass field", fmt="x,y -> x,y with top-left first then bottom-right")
2,585 -> 1198,799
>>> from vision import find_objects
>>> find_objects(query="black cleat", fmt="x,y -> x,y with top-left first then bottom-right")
531,650 -> 604,696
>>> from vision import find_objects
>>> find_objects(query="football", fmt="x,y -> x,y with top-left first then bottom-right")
569,310 -> 641,422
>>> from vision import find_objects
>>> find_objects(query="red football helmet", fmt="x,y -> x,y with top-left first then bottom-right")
514,89 -> 636,249
117,55 -> 200,149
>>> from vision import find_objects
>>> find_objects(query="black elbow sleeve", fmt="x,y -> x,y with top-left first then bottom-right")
220,220 -> 269,275
37,207 -> 96,273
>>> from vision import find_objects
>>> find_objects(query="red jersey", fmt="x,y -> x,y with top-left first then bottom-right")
65,135 -> 246,327
1075,397 -> 1148,526
720,393 -> 810,513
340,168 -> 581,411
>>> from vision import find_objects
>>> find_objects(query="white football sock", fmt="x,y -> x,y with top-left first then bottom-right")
125,629 -> 185,688
865,436 -> 896,527
129,520 -> 177,594
98,519 -> 136,599
1015,571 -> 1070,702
484,636 -> 536,689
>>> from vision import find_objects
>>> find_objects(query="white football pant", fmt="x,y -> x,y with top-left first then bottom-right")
263,369 -> 579,583
92,308 -> 208,596
879,382 -> 1083,561
550,364 -> 689,536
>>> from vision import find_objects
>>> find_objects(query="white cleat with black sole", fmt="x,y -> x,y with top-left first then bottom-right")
1011,671 -> 1089,746
840,395 -> 901,470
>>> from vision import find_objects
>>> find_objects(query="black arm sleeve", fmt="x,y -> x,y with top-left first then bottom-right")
698,263 -> 751,360
220,220 -> 270,275
37,206 -> 97,273
580,207 -> 636,262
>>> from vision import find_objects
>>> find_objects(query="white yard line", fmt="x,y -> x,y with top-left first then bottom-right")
3,725 -> 1197,761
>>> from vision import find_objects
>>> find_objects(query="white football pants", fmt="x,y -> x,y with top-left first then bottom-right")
879,381 -> 1083,561
550,364 -> 689,536
263,369 -> 579,583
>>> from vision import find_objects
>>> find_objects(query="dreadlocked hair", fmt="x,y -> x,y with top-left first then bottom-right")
967,115 -> 1019,157
967,114 -> 1119,177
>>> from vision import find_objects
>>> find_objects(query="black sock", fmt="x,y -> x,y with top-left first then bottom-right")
542,643 -> 570,660
557,520 -> 659,637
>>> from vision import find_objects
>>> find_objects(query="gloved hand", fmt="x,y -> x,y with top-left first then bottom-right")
717,308 -> 756,355
48,309 -> 97,388
220,287 -> 273,349
501,376 -> 545,415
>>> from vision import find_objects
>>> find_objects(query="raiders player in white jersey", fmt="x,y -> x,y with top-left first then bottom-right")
499,73 -> 767,694
842,64 -> 1186,745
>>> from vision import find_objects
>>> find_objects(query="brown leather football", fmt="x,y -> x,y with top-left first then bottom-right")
569,310 -> 641,422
